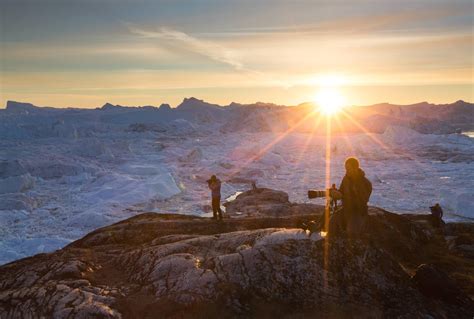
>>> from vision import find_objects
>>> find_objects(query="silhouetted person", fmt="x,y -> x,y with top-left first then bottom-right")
330,157 -> 372,237
430,203 -> 444,227
207,175 -> 223,220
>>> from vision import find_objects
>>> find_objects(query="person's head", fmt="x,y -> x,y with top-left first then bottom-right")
210,175 -> 217,181
344,157 -> 360,176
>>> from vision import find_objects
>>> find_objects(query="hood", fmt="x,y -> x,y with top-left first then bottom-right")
346,168 -> 366,179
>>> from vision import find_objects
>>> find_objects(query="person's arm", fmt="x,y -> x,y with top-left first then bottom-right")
338,177 -> 346,196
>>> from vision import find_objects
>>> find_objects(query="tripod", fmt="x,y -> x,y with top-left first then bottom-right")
303,190 -> 340,234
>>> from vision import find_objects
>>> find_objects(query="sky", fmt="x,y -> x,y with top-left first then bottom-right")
0,0 -> 473,108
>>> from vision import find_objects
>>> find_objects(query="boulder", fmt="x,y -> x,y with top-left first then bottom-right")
224,187 -> 322,217
412,264 -> 472,306
444,223 -> 474,258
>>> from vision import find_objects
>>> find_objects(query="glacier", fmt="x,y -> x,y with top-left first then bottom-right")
0,98 -> 473,265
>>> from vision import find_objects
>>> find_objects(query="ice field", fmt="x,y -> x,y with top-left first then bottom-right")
1,101 -> 473,264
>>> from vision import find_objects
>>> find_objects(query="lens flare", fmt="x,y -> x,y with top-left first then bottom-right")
315,87 -> 346,116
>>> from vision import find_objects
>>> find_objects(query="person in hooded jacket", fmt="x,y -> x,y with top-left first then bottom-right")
207,175 -> 223,220
330,157 -> 372,237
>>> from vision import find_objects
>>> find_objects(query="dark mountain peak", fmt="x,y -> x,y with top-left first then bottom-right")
141,105 -> 158,110
5,101 -> 38,113
100,102 -> 118,110
453,99 -> 471,106
409,101 -> 431,107
159,103 -> 172,110
176,97 -> 222,110
228,102 -> 243,108
254,101 -> 287,108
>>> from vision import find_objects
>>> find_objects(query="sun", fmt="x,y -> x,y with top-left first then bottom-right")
314,87 -> 346,116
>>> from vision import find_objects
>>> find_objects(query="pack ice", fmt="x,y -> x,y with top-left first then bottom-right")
0,98 -> 473,265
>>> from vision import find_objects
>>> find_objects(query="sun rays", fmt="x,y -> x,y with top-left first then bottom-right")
227,109 -> 322,180
315,87 -> 346,116
216,86 -> 443,293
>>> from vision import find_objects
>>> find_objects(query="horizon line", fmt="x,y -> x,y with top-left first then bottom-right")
2,98 -> 472,110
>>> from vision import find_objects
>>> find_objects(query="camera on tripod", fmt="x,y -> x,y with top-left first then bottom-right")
303,185 -> 342,234
307,184 -> 342,216
307,190 -> 327,199
307,186 -> 342,200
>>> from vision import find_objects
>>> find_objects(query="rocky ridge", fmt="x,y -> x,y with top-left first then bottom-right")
1,188 -> 473,318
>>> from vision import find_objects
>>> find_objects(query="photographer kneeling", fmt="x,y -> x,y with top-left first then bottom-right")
309,157 -> 372,237
332,157 -> 372,237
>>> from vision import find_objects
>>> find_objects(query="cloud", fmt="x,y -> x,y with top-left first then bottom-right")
126,24 -> 292,88
127,24 -> 243,70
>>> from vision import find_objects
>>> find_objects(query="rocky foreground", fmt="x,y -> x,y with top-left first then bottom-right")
1,188 -> 473,318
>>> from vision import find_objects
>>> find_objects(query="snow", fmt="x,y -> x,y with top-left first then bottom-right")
0,193 -> 37,211
0,102 -> 473,265
0,174 -> 35,194
383,125 -> 426,144
0,160 -> 27,177
179,148 -> 203,163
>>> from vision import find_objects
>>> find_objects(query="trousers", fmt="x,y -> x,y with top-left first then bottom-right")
212,197 -> 223,220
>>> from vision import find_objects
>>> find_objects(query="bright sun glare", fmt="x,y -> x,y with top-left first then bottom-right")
315,87 -> 346,116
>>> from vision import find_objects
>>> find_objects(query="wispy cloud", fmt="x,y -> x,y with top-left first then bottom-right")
127,24 -> 243,70
126,24 -> 294,88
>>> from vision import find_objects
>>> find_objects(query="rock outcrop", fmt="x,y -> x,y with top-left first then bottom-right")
412,264 -> 472,306
223,187 -> 322,217
1,189 -> 473,318
0,257 -> 121,318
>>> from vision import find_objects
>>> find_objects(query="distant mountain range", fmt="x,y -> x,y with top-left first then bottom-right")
3,98 -> 473,135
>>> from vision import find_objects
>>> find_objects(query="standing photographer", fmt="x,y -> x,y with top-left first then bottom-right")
207,175 -> 223,220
